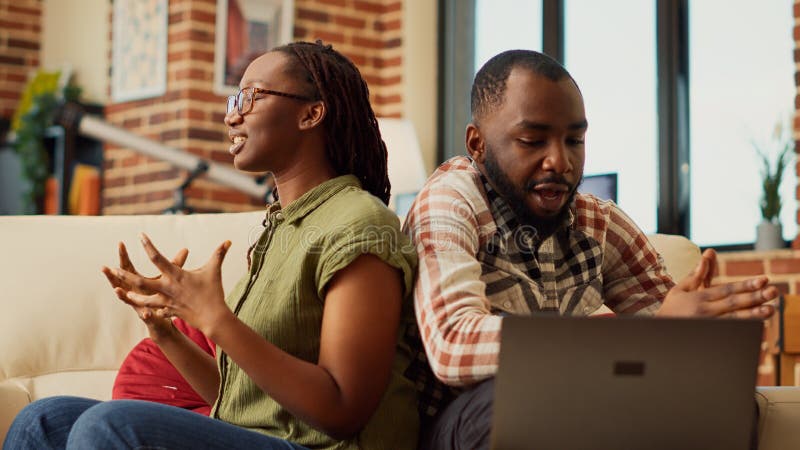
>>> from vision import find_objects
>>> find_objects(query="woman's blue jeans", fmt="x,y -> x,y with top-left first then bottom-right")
3,396 -> 310,450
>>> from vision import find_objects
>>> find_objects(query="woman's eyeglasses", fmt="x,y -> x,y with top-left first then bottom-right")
226,87 -> 314,116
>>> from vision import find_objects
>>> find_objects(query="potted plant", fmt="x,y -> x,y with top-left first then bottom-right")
10,70 -> 80,213
754,121 -> 793,250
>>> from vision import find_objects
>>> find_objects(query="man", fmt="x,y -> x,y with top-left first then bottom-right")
403,49 -> 777,449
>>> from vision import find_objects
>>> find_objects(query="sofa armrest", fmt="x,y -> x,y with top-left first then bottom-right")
0,380 -> 31,445
756,386 -> 800,450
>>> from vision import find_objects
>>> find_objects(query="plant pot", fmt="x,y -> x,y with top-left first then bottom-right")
755,221 -> 784,251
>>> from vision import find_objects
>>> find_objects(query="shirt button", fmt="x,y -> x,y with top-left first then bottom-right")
503,301 -> 511,308
275,212 -> 284,221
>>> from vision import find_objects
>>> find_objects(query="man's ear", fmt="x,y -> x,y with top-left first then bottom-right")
465,122 -> 485,163
298,101 -> 326,130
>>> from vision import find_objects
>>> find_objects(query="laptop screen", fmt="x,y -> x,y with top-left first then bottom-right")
492,315 -> 762,450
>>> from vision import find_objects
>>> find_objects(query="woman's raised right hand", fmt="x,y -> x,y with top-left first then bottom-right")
101,242 -> 189,341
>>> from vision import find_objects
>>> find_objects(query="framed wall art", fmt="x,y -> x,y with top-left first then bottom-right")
214,0 -> 295,95
111,0 -> 168,102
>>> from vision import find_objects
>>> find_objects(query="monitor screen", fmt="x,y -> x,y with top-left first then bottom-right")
579,173 -> 617,202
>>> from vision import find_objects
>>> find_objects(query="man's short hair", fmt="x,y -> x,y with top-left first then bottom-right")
471,49 -> 576,121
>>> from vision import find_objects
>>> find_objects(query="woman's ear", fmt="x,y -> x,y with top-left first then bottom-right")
298,101 -> 326,131
465,122 -> 485,163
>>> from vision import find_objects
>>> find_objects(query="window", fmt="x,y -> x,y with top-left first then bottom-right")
474,0 -> 542,72
440,0 -> 797,246
565,0 -> 658,233
689,0 -> 795,247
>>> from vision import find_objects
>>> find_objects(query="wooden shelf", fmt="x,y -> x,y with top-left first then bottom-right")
781,294 -> 800,386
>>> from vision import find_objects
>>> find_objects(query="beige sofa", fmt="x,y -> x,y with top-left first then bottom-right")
0,212 -> 798,448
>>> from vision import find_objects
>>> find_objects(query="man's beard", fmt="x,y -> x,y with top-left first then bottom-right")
483,146 -> 579,239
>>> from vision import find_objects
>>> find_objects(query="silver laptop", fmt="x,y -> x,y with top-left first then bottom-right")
492,315 -> 763,450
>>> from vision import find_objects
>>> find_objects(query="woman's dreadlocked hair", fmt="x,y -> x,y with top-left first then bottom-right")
273,40 -> 391,205
246,41 -> 391,269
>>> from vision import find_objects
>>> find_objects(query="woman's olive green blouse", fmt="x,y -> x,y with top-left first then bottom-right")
210,175 -> 419,450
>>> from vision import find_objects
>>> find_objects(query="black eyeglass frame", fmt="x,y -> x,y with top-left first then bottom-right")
226,87 -> 315,115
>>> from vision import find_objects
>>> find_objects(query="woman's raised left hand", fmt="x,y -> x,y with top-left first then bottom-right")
113,233 -> 234,336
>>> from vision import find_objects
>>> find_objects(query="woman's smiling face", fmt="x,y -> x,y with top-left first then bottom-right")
224,51 -> 314,174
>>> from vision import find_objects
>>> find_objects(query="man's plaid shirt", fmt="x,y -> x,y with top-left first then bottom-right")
402,157 -> 674,409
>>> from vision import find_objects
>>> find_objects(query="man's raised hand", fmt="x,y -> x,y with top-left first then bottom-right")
657,249 -> 777,319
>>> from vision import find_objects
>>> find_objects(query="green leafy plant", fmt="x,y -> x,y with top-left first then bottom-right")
755,122 -> 794,223
10,74 -> 81,213
12,91 -> 59,213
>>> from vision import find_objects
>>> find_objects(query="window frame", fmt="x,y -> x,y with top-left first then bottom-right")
438,0 -> 787,249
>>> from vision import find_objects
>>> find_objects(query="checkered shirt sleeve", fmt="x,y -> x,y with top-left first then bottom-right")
404,164 -> 502,387
405,157 -> 675,388
574,195 -> 674,314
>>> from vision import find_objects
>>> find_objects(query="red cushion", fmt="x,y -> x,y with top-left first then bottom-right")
112,318 -> 215,415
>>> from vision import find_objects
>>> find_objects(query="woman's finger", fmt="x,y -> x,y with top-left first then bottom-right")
103,266 -> 139,294
118,242 -> 138,274
114,267 -> 163,294
139,308 -> 152,320
172,248 -> 189,268
113,286 -> 131,303
139,233 -> 178,276
151,307 -> 173,320
206,240 -> 232,271
142,307 -> 173,322
114,288 -> 154,315
101,266 -> 122,288
125,290 -> 169,309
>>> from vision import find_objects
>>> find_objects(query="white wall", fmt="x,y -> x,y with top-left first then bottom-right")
41,0 -> 110,104
403,0 -> 437,174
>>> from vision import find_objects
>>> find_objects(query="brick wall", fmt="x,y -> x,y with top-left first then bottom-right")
294,0 -> 403,117
0,0 -> 41,121
102,0 -> 404,214
714,250 -> 799,385
716,251 -> 800,296
103,0 -> 259,214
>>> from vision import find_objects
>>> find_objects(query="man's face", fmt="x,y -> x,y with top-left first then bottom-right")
468,68 -> 587,235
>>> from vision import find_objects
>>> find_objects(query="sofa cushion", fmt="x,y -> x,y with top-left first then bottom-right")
112,318 -> 215,414
0,212 -> 262,403
646,233 -> 702,281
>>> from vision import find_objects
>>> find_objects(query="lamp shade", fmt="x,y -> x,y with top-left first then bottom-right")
377,118 -> 428,212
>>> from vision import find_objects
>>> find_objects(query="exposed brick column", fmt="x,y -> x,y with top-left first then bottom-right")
795,0 -> 800,247
294,0 -> 404,117
0,0 -> 42,120
103,0 -> 261,214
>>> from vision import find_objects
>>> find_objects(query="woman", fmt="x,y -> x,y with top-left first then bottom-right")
4,41 -> 419,450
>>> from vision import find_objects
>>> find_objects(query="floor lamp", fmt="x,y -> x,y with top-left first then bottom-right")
377,118 -> 428,217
